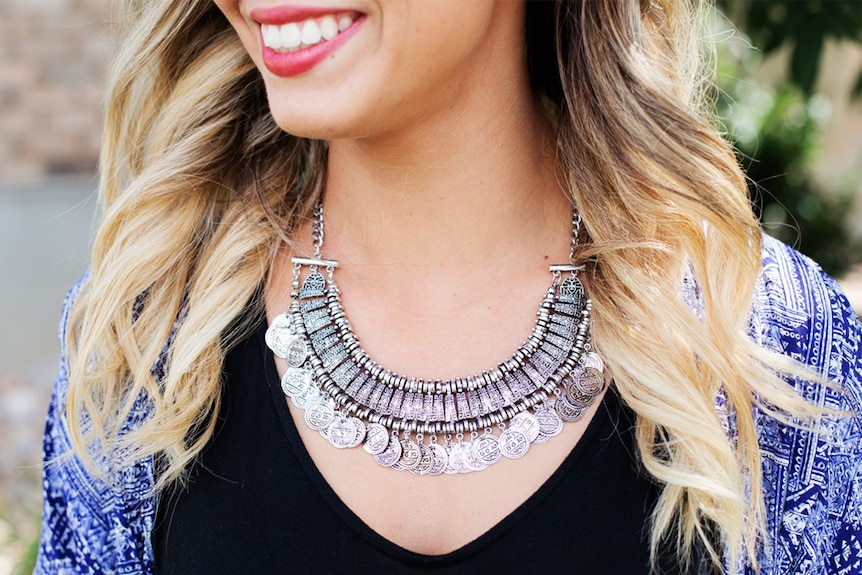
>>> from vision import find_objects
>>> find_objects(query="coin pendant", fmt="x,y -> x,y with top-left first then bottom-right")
327,417 -> 358,449
373,435 -> 403,467
462,441 -> 489,471
499,428 -> 530,459
581,351 -> 604,372
265,313 -> 293,355
305,402 -> 335,431
410,445 -> 435,475
575,366 -> 604,396
398,439 -> 422,470
346,417 -> 366,448
362,423 -> 390,455
554,395 -> 587,422
292,384 -> 326,410
444,443 -> 464,474
534,407 -> 564,437
472,435 -> 502,464
565,383 -> 595,408
510,411 -> 541,442
281,368 -> 312,397
426,444 -> 449,476
286,337 -> 309,368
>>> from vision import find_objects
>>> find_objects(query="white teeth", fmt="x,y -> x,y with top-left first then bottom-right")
263,24 -> 282,49
320,16 -> 338,41
280,23 -> 301,49
261,14 -> 355,53
300,20 -> 322,45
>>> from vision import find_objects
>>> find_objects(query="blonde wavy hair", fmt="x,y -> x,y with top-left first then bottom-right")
66,0 -> 816,570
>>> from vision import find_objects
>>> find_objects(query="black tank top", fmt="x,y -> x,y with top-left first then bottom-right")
153,316 -> 698,574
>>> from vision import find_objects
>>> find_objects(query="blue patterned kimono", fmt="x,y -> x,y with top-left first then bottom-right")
35,235 -> 862,574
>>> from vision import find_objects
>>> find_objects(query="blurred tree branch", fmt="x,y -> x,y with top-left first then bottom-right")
717,0 -> 862,97
715,0 -> 862,275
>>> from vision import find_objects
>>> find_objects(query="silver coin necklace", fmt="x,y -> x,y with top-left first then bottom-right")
266,202 -> 605,475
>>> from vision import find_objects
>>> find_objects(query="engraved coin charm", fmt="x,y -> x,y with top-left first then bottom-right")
265,313 -> 293,356
398,439 -> 422,470
565,383 -> 595,408
581,351 -> 604,372
499,429 -> 530,459
328,417 -> 358,449
472,435 -> 502,464
362,423 -> 390,455
286,336 -> 309,368
462,441 -> 489,472
565,386 -> 594,408
292,383 -> 326,410
346,417 -> 367,448
427,444 -> 449,476
305,402 -> 335,431
574,367 -> 604,396
510,412 -> 541,443
555,395 -> 587,422
410,445 -> 435,476
281,368 -> 312,397
373,435 -> 403,467
534,407 -> 564,437
444,443 -> 465,475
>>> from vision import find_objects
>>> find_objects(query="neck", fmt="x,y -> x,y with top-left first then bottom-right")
322,106 -> 571,277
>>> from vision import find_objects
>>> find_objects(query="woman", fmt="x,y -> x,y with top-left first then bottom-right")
37,0 -> 861,573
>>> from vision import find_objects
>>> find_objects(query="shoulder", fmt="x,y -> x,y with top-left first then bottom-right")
36,270 -> 156,575
752,234 -> 861,380
749,236 -> 862,574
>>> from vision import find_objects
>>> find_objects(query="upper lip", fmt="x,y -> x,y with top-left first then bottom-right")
249,5 -> 359,25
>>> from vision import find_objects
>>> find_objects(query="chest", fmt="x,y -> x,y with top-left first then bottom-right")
153,324 -> 669,573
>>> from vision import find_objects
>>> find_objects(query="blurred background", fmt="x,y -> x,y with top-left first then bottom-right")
0,0 -> 860,572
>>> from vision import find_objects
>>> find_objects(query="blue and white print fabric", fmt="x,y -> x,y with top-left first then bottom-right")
35,235 -> 862,574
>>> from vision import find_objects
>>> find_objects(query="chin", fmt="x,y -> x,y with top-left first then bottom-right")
264,95 -> 367,140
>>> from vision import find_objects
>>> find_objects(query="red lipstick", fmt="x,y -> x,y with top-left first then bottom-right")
251,6 -> 365,77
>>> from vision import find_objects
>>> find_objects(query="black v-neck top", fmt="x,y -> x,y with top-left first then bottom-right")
153,317 -> 698,574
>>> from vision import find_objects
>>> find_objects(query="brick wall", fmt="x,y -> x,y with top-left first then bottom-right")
0,0 -> 113,181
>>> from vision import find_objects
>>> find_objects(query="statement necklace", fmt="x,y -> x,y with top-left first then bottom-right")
266,203 -> 605,475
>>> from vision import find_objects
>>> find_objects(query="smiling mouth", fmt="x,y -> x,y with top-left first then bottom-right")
261,13 -> 357,53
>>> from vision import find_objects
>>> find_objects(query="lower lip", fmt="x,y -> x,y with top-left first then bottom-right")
260,16 -> 365,77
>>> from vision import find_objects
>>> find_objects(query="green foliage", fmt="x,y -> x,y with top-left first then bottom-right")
717,0 -> 862,96
12,536 -> 38,575
714,1 -> 862,276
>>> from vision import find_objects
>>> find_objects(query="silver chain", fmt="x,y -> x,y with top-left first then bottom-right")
311,201 -> 324,259
569,211 -> 581,266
